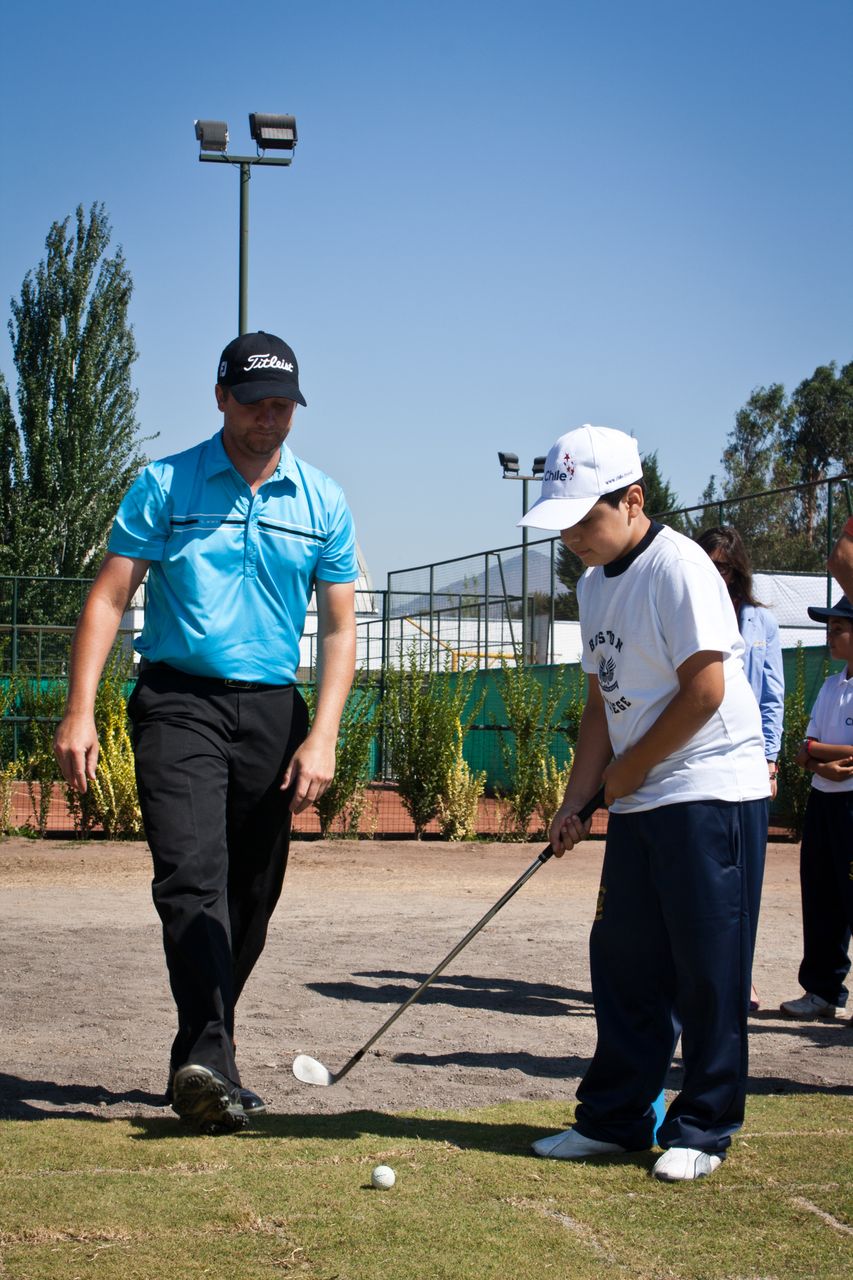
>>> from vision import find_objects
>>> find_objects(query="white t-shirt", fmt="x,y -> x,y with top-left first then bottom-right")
577,524 -> 770,813
806,669 -> 853,794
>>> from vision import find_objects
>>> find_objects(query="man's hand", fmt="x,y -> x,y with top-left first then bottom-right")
281,733 -> 336,814
54,712 -> 100,793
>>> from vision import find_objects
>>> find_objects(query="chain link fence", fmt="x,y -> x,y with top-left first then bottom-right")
2,473 -> 851,835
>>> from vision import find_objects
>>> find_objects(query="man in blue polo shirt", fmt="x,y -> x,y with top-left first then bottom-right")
54,332 -> 358,1133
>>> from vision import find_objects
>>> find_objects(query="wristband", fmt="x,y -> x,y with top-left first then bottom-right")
805,738 -> 815,757
845,515 -> 853,538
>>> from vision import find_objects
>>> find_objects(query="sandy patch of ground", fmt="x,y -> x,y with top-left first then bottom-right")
0,835 -> 850,1122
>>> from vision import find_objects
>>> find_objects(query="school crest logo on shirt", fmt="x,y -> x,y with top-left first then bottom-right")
598,654 -> 618,693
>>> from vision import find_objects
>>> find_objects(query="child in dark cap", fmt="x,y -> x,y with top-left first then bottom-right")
780,595 -> 853,1020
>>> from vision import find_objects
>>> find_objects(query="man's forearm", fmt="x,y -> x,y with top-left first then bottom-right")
309,624 -> 356,744
827,523 -> 853,599
64,594 -> 128,715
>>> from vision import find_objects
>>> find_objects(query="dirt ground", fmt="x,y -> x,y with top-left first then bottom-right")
1,834 -> 850,1123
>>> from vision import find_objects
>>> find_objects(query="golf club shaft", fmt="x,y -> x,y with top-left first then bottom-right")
331,785 -> 606,1082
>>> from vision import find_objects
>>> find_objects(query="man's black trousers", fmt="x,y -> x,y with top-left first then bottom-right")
128,663 -> 308,1087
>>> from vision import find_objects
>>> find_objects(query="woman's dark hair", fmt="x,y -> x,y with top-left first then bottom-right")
695,525 -> 762,608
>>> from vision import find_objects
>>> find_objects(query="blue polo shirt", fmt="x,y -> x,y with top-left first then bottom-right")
108,430 -> 358,683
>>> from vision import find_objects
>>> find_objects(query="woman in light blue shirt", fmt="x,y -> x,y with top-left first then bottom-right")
697,527 -> 785,1012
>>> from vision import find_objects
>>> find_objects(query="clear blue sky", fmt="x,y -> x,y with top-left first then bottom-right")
1,1 -> 851,585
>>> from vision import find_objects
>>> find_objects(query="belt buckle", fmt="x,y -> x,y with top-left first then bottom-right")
224,677 -> 255,689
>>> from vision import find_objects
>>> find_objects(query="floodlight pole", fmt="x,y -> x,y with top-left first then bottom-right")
521,476 -> 530,665
199,153 -> 293,335
498,456 -> 544,666
239,163 -> 250,335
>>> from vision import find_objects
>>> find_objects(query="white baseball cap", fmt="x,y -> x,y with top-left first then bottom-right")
518,425 -> 643,530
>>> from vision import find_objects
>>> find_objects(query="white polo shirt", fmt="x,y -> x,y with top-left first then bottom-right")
806,669 -> 853,794
577,524 -> 770,813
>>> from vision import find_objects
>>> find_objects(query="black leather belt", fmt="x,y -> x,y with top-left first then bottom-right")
139,659 -> 292,691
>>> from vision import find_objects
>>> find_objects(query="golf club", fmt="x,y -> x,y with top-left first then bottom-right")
292,786 -> 606,1086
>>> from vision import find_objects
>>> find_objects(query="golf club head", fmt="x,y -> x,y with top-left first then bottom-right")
292,1053 -> 334,1086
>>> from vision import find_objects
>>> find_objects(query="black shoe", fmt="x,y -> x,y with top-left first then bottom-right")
165,1071 -> 266,1116
238,1087 -> 267,1115
171,1063 -> 249,1134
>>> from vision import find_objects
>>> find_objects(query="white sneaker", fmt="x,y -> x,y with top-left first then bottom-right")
652,1147 -> 722,1182
531,1127 -> 626,1160
779,993 -> 837,1020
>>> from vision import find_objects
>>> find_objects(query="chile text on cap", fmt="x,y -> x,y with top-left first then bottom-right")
217,331 -> 307,406
519,425 -> 643,530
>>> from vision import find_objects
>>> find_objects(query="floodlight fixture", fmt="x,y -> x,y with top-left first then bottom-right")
532,455 -> 546,477
194,111 -> 299,334
195,119 -> 229,153
498,451 -> 520,477
249,113 -> 298,152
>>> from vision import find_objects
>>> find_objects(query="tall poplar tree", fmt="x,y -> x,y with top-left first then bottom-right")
0,203 -> 149,584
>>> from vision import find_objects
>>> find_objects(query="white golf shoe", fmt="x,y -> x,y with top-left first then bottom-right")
652,1147 -> 722,1181
779,993 -> 838,1019
531,1127 -> 627,1160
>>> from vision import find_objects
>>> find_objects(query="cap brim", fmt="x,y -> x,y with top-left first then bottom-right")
518,493 -> 599,531
807,602 -> 853,622
228,380 -> 307,407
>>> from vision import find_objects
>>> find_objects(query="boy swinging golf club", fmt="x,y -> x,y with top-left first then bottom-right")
521,425 -> 769,1182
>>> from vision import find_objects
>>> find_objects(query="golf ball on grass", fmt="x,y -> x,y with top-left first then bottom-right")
371,1165 -> 396,1190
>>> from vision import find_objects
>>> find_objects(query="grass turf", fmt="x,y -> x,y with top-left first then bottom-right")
1,1095 -> 851,1279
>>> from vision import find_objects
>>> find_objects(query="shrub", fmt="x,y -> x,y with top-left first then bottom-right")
776,644 -> 818,839
0,675 -> 20,836
494,662 -> 576,839
535,752 -> 575,838
303,676 -> 378,838
18,678 -> 65,836
382,647 -> 482,838
436,724 -> 486,841
65,650 -> 143,839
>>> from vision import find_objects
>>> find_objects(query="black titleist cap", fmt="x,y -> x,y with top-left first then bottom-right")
807,595 -> 853,623
217,331 -> 307,406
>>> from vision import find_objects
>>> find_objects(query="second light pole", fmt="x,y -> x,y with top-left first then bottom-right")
498,452 -> 546,665
194,114 -> 298,334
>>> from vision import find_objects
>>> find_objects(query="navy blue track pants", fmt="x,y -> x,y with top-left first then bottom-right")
574,799 -> 765,1155
797,789 -> 853,1008
129,663 -> 308,1087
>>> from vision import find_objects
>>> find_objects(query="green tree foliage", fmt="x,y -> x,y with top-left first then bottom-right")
0,203 -> 149,585
700,362 -> 853,570
642,450 -> 689,532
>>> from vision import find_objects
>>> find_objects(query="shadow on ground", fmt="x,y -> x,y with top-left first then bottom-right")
0,1072 -> 164,1121
306,970 -> 594,1017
